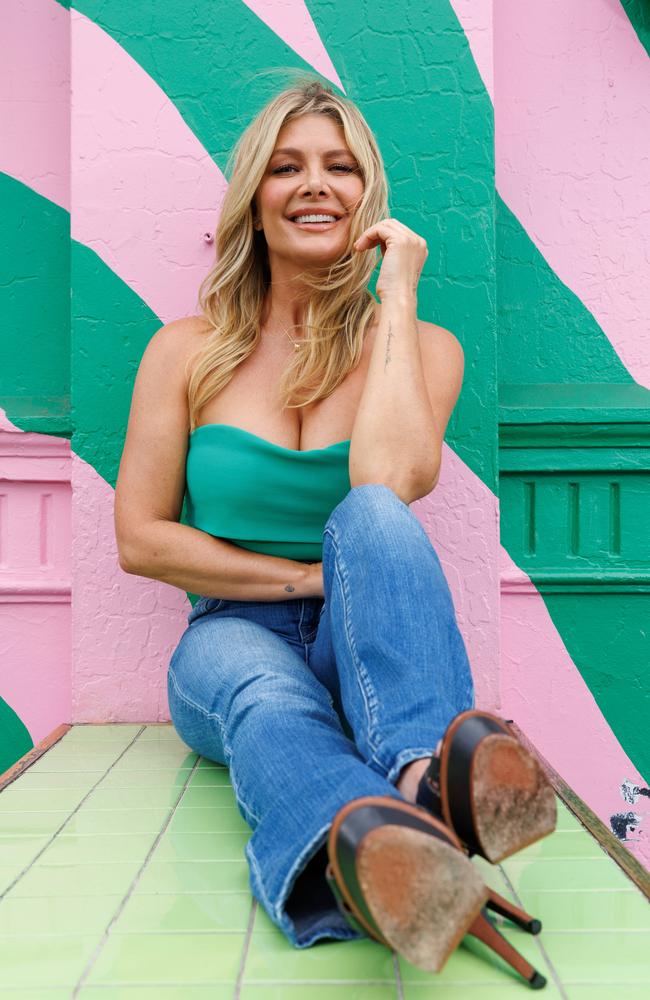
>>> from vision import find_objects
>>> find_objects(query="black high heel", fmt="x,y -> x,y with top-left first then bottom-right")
326,795 -> 547,988
416,709 -> 557,864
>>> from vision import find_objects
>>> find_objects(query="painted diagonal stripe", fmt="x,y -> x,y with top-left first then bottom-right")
71,10 -> 226,323
1,0 -> 70,211
448,0 -> 493,97
495,0 -> 650,388
242,0 -> 344,90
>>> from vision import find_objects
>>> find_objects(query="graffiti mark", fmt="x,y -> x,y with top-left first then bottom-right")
610,811 -> 643,841
621,779 -> 650,805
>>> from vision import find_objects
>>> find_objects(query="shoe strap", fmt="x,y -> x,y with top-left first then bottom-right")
325,862 -> 368,937
415,755 -> 444,820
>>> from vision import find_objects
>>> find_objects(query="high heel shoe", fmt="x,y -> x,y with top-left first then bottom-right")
415,709 -> 557,864
325,795 -> 547,988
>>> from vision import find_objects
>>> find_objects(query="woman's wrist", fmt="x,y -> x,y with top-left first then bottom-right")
379,290 -> 418,311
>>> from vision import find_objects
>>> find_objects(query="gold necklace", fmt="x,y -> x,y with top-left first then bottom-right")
272,318 -> 303,350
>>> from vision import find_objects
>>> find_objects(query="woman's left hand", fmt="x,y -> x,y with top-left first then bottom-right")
353,217 -> 428,301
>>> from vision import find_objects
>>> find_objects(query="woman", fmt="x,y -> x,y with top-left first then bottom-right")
115,77 -> 555,986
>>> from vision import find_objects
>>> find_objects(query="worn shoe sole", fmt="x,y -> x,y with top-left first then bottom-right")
328,796 -> 488,973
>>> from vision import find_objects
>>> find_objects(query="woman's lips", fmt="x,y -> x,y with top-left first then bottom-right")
287,217 -> 342,230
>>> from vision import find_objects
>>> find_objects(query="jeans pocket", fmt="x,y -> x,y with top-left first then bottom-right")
188,597 -> 225,624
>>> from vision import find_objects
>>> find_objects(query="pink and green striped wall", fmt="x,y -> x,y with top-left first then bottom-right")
1,0 -> 648,868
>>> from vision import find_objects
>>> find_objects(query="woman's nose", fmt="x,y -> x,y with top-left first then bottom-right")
300,167 -> 329,195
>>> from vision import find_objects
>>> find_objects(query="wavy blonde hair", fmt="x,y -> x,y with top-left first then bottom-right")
185,73 -> 390,431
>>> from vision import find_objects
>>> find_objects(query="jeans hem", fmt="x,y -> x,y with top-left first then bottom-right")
384,746 -> 437,787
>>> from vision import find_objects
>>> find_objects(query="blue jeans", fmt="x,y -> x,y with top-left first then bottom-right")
167,484 -> 474,948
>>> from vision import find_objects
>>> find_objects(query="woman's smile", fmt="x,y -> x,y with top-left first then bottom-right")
287,216 -> 343,231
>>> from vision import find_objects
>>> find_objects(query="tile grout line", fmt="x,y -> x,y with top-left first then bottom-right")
233,897 -> 258,999
71,730 -> 203,996
498,862 -> 569,1000
392,951 -> 404,1000
0,725 -> 148,902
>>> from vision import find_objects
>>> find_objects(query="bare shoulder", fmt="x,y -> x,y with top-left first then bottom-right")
144,315 -> 214,390
416,319 -> 464,362
415,320 -> 465,430
149,313 -> 212,358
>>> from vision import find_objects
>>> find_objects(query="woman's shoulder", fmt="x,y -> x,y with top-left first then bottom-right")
147,315 -> 213,365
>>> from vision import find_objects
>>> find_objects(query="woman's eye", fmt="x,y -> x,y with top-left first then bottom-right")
272,164 -> 356,174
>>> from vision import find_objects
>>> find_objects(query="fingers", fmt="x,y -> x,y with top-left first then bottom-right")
354,217 -> 427,253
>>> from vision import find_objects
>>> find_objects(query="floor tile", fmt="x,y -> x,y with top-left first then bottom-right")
0,787 -> 89,811
135,859 -> 250,894
78,987 -> 235,998
85,931 -> 245,985
170,807 -> 249,834
181,785 -> 239,807
403,986 -> 561,998
399,927 -> 554,986
540,930 -> 650,984
0,934 -> 100,989
501,856 -> 637,893
513,888 -> 650,931
63,806 -> 172,835
565,987 -> 650,998
0,834 -> 52,867
79,787 -> 186,810
0,811 -> 71,835
188,768 -> 233,787
6,861 -> 142,897
114,890 -> 253,933
241,987 -> 398,999
59,724 -> 143,741
244,929 -> 396,982
98,768 -> 193,789
1,991 -> 71,999
554,803 -> 588,833
153,828 -> 249,862
0,894 -> 124,935
37,832 -> 158,865
4,770 -> 107,789
19,752 -> 123,773
514,829 -> 606,860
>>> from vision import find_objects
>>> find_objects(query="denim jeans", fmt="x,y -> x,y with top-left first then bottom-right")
167,483 -> 474,948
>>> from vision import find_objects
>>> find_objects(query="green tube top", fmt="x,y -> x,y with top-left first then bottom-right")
185,423 -> 352,562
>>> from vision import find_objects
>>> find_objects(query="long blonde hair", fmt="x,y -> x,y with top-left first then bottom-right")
185,73 -> 390,431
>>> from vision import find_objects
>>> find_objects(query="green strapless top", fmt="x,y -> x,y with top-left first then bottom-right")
185,424 -> 352,562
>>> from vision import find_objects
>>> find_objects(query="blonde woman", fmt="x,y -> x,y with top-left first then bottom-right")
115,78 -> 555,985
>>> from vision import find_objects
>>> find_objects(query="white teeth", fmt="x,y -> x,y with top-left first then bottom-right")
292,215 -> 338,224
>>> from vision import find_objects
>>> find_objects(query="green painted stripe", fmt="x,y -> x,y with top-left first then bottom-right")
0,697 -> 33,776
0,174 -> 70,435
621,0 -> 650,60
544,593 -> 649,781
71,240 -> 161,489
497,196 -> 633,386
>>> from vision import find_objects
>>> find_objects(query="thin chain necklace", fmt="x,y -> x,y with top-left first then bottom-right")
269,317 -> 303,350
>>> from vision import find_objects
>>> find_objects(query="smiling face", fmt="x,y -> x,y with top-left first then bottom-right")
253,113 -> 365,271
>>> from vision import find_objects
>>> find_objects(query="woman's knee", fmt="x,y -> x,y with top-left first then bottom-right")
323,482 -> 433,565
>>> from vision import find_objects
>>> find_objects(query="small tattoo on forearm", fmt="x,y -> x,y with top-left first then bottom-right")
284,584 -> 296,593
384,319 -> 393,370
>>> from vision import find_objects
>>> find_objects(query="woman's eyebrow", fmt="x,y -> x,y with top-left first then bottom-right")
271,147 -> 353,157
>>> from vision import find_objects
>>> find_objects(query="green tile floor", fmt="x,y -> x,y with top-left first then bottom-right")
0,724 -> 648,997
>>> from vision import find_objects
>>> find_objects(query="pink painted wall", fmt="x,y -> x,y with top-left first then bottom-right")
0,415 -> 72,747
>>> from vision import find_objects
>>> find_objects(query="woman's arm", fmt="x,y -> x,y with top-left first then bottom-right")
114,318 -> 319,602
349,219 -> 464,504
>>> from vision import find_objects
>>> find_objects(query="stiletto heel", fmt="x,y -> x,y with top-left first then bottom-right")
486,888 -> 542,935
468,909 -> 547,989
